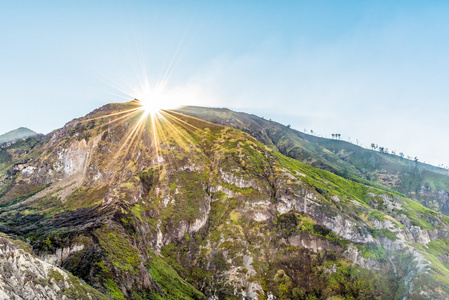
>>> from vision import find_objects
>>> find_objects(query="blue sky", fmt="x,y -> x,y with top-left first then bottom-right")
1,1 -> 449,166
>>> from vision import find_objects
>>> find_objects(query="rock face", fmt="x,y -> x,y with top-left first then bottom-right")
0,234 -> 106,300
1,102 -> 449,299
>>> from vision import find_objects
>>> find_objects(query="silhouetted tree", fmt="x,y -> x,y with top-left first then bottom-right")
286,124 -> 291,129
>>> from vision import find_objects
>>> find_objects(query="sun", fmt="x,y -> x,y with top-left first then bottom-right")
139,99 -> 163,117
112,78 -> 206,117
133,82 -> 167,117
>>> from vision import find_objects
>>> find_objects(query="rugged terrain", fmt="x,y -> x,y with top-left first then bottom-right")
1,101 -> 449,299
177,106 -> 449,216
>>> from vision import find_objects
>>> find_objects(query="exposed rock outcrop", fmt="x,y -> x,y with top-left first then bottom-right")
0,235 -> 106,299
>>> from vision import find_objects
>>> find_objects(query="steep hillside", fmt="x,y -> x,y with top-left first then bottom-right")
176,106 -> 449,216
0,127 -> 38,145
0,233 -> 106,299
1,101 -> 449,299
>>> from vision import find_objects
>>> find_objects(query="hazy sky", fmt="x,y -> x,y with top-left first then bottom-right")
1,1 -> 449,166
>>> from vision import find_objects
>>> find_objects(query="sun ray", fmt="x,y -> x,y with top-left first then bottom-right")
79,107 -> 141,124
108,112 -> 147,184
160,110 -> 207,135
163,109 -> 220,129
152,115 -> 171,165
150,112 -> 163,171
114,114 -> 146,161
97,52 -> 220,187
101,109 -> 142,129
157,112 -> 196,151
103,80 -> 139,100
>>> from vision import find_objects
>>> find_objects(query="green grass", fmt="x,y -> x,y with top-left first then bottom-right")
64,185 -> 108,210
357,244 -> 388,261
95,225 -> 141,273
146,251 -> 205,300
274,151 -> 447,231
0,183 -> 50,208
104,278 -> 125,300
426,239 -> 449,259
372,229 -> 397,241
368,210 -> 386,221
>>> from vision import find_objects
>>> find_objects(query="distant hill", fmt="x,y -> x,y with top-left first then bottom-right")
0,127 -> 38,145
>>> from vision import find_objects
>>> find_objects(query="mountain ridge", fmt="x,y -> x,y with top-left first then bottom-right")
0,101 -> 449,299
176,105 -> 449,216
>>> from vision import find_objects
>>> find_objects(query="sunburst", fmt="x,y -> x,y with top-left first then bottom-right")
78,79 -> 212,186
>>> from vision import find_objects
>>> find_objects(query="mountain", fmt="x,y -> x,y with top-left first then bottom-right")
1,101 -> 449,299
0,127 -> 39,145
176,106 -> 449,216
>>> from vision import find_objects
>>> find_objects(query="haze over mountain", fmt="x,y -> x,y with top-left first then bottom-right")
0,127 -> 38,145
1,101 -> 449,299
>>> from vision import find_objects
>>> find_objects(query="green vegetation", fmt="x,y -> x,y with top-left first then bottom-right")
368,210 -> 386,221
64,185 -> 108,210
357,244 -> 387,261
275,212 -> 344,245
103,278 -> 125,300
426,239 -> 449,258
95,225 -> 141,272
0,149 -> 12,164
147,251 -> 205,299
0,183 -> 50,208
371,229 -> 397,241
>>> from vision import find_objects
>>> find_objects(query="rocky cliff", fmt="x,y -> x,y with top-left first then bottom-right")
0,233 -> 106,299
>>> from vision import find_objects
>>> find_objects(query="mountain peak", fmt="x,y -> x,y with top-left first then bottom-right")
0,127 -> 38,145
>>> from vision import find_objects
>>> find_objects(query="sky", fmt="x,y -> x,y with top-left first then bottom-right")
1,1 -> 449,167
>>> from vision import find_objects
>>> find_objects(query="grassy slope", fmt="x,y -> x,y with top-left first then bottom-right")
176,106 -> 449,215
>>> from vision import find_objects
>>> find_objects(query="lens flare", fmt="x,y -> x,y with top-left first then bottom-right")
141,100 -> 162,116
133,81 -> 167,116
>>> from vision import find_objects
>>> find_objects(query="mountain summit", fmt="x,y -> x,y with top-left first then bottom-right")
1,101 -> 449,299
